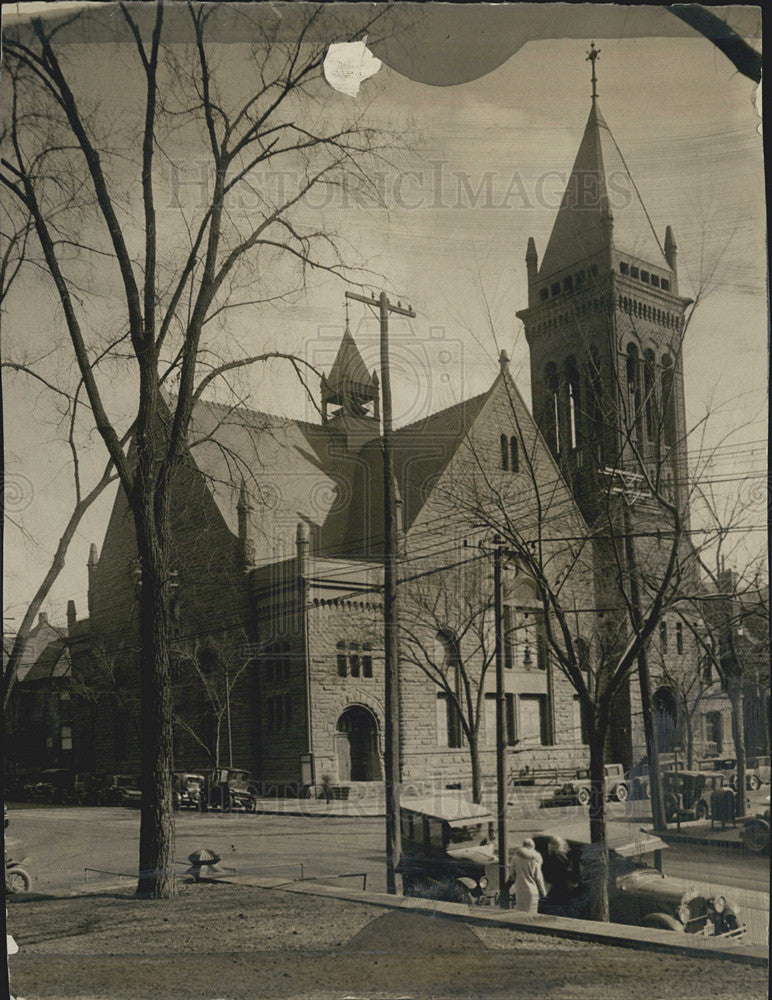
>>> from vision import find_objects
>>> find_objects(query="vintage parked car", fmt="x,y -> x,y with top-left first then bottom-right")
663,770 -> 723,823
533,832 -> 746,939
200,768 -> 257,812
27,769 -> 88,805
741,796 -> 770,855
699,757 -> 762,792
396,794 -> 498,904
172,772 -> 204,810
660,770 -> 732,822
551,763 -> 629,806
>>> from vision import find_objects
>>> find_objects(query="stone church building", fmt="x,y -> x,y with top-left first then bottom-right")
67,73 -> 733,795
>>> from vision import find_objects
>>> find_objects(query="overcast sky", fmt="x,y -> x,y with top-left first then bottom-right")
2,4 -> 765,627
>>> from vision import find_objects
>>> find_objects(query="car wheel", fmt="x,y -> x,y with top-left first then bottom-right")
577,787 -> 591,806
694,801 -> 709,821
748,774 -> 761,792
742,820 -> 770,855
6,867 -> 31,893
664,793 -> 679,823
642,912 -> 682,932
614,783 -> 628,802
244,797 -> 257,813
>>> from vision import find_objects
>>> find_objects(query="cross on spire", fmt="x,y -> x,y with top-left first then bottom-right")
586,41 -> 600,102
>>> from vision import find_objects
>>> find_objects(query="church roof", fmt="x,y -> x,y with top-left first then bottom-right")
538,100 -> 671,280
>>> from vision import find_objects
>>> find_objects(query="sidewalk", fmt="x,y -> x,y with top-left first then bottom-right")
254,795 -> 384,817
218,871 -> 768,966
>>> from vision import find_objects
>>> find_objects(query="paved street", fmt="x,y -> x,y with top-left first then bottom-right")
7,795 -> 769,947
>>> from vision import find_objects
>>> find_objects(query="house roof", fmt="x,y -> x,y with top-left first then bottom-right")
21,637 -> 70,683
538,99 -> 671,281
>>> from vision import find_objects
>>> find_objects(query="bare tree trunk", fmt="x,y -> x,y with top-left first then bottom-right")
588,729 -> 610,921
684,709 -> 694,770
135,506 -> 175,899
728,679 -> 747,818
469,732 -> 482,804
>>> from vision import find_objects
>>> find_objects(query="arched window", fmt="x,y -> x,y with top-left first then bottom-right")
626,344 -> 642,443
500,433 -> 509,471
660,354 -> 676,446
565,357 -> 580,452
659,620 -> 668,653
545,362 -> 560,455
676,622 -> 684,655
435,630 -> 462,748
643,349 -> 656,444
509,436 -> 519,473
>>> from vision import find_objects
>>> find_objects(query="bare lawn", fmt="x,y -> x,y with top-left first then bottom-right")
7,882 -> 767,1000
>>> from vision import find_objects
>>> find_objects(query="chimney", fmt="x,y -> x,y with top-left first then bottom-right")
38,611 -> 48,627
87,543 -> 99,616
664,225 -> 678,292
237,479 -> 256,569
525,237 -> 538,304
67,600 -> 76,632
499,350 -> 510,376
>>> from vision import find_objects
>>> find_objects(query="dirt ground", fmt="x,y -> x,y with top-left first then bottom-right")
6,882 -> 768,1000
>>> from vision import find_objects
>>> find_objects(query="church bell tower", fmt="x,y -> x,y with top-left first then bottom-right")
516,43 -> 693,522
320,322 -> 380,451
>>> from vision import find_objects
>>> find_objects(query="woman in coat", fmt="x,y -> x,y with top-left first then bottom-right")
509,837 -> 547,913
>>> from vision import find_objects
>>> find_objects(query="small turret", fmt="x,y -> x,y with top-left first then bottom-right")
296,521 -> 309,578
526,237 -> 538,304
320,324 -> 381,450
87,543 -> 98,616
664,225 -> 678,293
499,349 -> 510,375
236,479 -> 256,570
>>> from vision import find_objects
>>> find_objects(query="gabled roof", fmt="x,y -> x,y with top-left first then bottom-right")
538,100 -> 671,280
21,637 -> 70,683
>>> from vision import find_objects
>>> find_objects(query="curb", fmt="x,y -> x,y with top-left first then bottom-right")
216,875 -> 768,967
644,826 -> 746,852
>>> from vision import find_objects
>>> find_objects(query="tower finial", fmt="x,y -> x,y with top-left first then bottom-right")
586,41 -> 600,103
344,297 -> 350,328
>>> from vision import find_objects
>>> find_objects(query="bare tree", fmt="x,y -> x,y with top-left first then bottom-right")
400,558 -> 496,803
171,630 -> 253,771
1,2 -> 400,897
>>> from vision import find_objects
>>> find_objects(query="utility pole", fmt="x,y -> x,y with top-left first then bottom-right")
346,288 -> 415,895
492,536 -> 510,905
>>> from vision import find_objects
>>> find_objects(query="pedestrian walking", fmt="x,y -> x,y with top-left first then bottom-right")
508,837 -> 547,914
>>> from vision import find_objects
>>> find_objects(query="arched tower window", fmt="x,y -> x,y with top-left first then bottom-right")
565,356 -> 580,452
545,362 -> 560,456
625,344 -> 643,444
643,349 -> 656,445
509,436 -> 519,473
661,354 -> 676,446
500,433 -> 509,471
583,347 -> 605,467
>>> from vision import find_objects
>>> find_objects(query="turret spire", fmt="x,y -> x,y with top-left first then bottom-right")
586,41 -> 600,103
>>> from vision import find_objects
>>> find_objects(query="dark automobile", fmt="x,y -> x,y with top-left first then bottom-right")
201,768 -> 257,812
551,763 -> 629,806
662,770 -> 737,823
534,832 -> 745,938
396,794 -> 498,904
172,771 -> 204,810
699,757 -> 762,792
28,769 -> 88,805
741,796 -> 770,855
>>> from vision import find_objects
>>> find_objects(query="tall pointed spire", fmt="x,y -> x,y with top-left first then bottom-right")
536,45 -> 671,283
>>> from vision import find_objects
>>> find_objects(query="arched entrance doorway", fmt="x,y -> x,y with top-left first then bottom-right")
653,686 -> 681,753
335,706 -> 381,782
